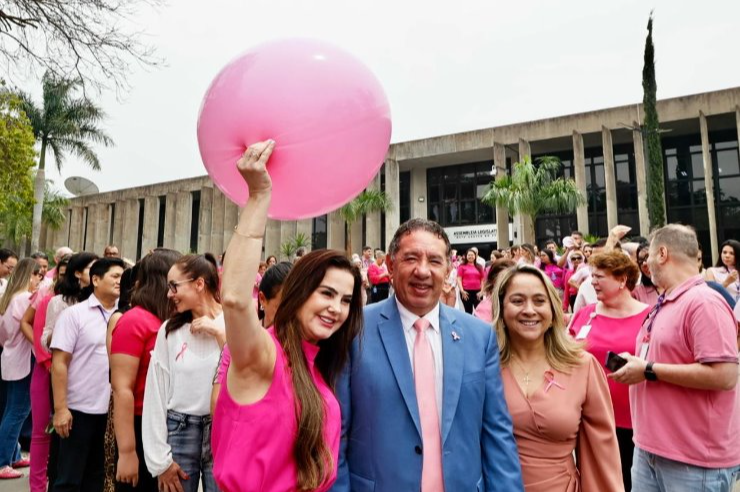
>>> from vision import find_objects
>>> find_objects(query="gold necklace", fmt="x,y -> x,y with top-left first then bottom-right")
510,355 -> 547,392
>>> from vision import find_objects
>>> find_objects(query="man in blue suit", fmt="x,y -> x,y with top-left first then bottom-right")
333,219 -> 522,492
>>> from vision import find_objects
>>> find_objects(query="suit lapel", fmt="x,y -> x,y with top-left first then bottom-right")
377,298 -> 422,438
440,305 -> 464,445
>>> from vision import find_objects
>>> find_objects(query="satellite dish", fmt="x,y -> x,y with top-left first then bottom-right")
65,176 -> 99,196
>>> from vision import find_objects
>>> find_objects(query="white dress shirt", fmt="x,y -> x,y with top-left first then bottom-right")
396,299 -> 444,425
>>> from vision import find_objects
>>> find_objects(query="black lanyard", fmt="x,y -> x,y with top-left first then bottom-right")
641,293 -> 665,341
97,305 -> 112,325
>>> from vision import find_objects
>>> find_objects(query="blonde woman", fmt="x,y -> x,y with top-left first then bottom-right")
493,264 -> 623,491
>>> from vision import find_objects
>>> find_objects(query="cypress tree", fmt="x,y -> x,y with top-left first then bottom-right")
643,11 -> 667,229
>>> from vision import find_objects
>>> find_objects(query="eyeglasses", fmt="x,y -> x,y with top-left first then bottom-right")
571,256 -> 584,261
167,278 -> 194,294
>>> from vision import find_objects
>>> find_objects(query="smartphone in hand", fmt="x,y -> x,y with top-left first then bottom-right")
605,351 -> 628,372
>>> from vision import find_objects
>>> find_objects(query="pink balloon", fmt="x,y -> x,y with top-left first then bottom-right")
197,38 -> 392,220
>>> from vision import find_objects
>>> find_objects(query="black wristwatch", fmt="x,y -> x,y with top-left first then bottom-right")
644,361 -> 658,381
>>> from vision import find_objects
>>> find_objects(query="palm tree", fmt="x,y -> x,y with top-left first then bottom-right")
0,181 -> 69,250
19,72 -> 113,251
483,155 -> 585,244
338,190 -> 392,256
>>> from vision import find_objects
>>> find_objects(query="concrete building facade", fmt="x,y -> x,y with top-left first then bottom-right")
43,87 -> 740,266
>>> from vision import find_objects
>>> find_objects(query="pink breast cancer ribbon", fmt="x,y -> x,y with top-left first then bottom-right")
544,370 -> 565,393
175,342 -> 188,362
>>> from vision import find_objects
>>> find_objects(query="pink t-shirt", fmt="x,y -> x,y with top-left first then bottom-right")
212,328 -> 340,491
110,306 -> 162,415
457,263 -> 484,291
630,276 -> 740,468
50,294 -> 117,414
543,264 -> 565,289
368,262 -> 389,286
632,285 -> 660,308
0,292 -> 33,381
569,303 -> 649,429
32,293 -> 54,370
472,296 -> 493,323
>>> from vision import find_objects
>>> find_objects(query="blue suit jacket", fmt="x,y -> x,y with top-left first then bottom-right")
332,298 -> 523,492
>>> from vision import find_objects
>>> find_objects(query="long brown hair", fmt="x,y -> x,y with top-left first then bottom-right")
0,259 -> 39,315
272,249 -> 363,491
131,248 -> 182,322
165,253 -> 220,337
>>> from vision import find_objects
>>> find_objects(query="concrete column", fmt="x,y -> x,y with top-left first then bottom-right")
210,188 -> 225,257
198,187 -> 213,254
572,131 -> 589,235
112,201 -> 126,250
384,159 -> 400,250
265,219 -> 282,259
350,220 -> 362,256
602,126 -> 618,230
327,211 -> 345,251
410,166 -> 427,219
121,199 -> 140,259
493,142 -> 510,248
280,221 -> 298,260
173,192 -> 192,254
632,122 -> 651,236
700,112 -> 719,265
164,193 -> 177,249
141,196 -> 160,255
91,203 -> 109,255
53,209 -> 71,250
68,206 -> 85,252
296,219 -> 313,251
365,172 -> 382,250
222,199 -> 238,252
517,139 -> 534,244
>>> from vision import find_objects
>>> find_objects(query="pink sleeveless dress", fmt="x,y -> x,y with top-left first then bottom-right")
211,328 -> 340,491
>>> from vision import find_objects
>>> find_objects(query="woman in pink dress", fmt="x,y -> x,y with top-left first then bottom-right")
568,250 -> 649,491
457,249 -> 484,314
213,140 -> 364,492
494,264 -> 623,492
473,259 -> 515,322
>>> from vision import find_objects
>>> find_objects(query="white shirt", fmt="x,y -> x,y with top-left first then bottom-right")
573,272 -> 597,315
143,313 -> 223,477
396,299 -> 443,425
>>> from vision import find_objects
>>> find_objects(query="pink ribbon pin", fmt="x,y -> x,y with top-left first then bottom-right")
175,342 -> 188,362
544,370 -> 564,393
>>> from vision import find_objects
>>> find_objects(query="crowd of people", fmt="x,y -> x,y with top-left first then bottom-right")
0,139 -> 737,492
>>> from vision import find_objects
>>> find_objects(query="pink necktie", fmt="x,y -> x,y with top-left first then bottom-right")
413,318 -> 444,492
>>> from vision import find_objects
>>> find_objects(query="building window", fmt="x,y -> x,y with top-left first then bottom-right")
190,191 -> 201,253
108,203 -> 115,245
312,214 -> 327,249
534,151 -> 578,244
399,171 -> 410,223
82,207 -> 89,250
136,199 -> 145,260
157,196 -> 166,247
426,161 -> 495,227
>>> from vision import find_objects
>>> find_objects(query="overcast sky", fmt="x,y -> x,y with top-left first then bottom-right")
24,0 -> 740,195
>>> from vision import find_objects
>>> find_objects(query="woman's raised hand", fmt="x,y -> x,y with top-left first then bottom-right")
237,140 -> 275,197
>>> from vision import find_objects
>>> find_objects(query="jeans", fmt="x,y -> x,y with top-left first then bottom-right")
30,363 -> 52,491
0,372 -> 32,467
632,447 -> 740,492
166,410 -> 219,492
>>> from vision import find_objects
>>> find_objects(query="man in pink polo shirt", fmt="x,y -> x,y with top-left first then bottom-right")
611,225 -> 740,491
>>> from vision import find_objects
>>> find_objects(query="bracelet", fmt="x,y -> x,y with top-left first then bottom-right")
233,227 -> 264,239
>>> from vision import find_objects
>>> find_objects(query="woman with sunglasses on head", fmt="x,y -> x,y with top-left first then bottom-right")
0,258 -> 43,479
20,254 -> 70,490
142,253 -> 224,492
212,141 -> 363,492
561,250 -> 585,313
110,249 -> 181,491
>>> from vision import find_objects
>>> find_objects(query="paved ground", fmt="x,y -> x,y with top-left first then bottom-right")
0,465 -> 29,492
